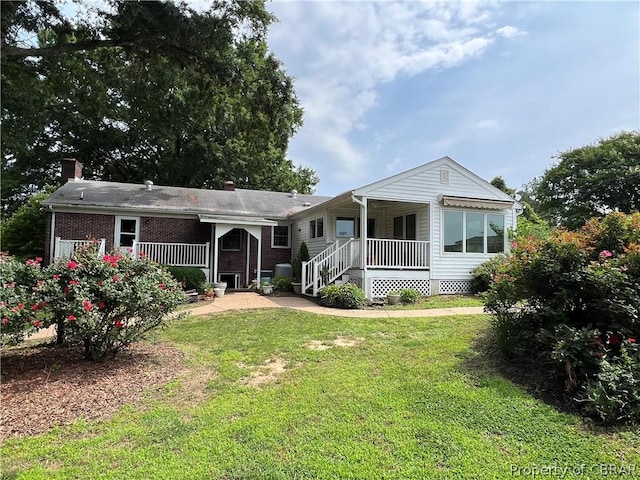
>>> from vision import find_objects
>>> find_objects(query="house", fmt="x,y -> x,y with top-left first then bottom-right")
43,157 -> 521,297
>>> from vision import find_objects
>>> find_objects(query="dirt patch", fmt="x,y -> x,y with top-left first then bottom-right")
305,340 -> 332,351
305,336 -> 365,350
0,341 -> 186,442
244,357 -> 287,387
333,336 -> 364,347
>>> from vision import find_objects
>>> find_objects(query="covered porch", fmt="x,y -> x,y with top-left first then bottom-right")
301,194 -> 431,297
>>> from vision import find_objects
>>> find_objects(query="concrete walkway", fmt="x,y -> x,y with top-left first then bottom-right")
188,291 -> 486,318
24,292 -> 485,342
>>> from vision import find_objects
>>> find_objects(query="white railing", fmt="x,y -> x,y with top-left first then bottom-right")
54,238 -> 106,260
302,239 -> 358,296
367,239 -> 430,269
133,241 -> 210,268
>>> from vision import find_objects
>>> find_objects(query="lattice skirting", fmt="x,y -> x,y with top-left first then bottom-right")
438,280 -> 472,295
371,279 -> 431,297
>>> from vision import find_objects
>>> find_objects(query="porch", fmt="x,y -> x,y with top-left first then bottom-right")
302,237 -> 431,297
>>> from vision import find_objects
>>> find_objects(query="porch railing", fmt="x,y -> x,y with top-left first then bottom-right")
367,239 -> 430,269
133,241 -> 210,268
302,239 -> 359,296
54,237 -> 106,260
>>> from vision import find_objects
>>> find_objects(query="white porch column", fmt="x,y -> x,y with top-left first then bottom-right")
243,226 -> 263,285
351,195 -> 367,270
213,225 -> 234,284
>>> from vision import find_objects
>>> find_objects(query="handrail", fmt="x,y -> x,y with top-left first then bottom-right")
133,241 -> 210,268
302,239 -> 357,296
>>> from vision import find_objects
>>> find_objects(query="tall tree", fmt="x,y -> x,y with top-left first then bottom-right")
1,1 -> 317,216
530,131 -> 640,228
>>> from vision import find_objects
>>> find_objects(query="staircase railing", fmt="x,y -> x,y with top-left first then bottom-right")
302,239 -> 359,296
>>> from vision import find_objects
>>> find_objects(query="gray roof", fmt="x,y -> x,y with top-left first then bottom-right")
43,180 -> 332,220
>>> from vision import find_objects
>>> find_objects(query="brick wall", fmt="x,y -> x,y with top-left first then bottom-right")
53,212 -> 116,253
141,217 -> 210,243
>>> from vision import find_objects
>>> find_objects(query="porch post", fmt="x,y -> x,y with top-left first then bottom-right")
360,196 -> 368,272
213,226 -> 219,284
256,235 -> 262,285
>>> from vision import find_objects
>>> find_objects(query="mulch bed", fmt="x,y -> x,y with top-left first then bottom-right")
0,341 -> 186,442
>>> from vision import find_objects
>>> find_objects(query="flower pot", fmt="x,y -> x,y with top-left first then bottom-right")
213,282 -> 227,290
292,282 -> 302,295
213,287 -> 226,298
387,294 -> 401,305
262,285 -> 273,295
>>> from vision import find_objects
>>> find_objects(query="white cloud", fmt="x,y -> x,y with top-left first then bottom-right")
268,1 -> 519,185
496,25 -> 524,38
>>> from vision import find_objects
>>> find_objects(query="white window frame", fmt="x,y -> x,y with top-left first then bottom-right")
310,217 -> 324,239
114,216 -> 140,252
271,225 -> 291,249
442,210 -> 505,254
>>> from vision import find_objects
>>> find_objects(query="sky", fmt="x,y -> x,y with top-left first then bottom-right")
264,0 -> 640,196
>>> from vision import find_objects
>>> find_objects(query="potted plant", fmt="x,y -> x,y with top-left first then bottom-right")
203,283 -> 215,299
261,280 -> 273,295
387,290 -> 401,305
213,281 -> 227,298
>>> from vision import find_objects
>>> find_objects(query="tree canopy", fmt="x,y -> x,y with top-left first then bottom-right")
529,131 -> 640,229
1,0 -> 317,216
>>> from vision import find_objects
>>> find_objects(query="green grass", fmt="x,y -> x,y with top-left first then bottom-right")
385,294 -> 484,310
2,309 -> 638,479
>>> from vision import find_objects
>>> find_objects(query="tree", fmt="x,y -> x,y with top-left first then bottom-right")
0,187 -> 54,260
530,131 -> 640,229
1,1 -> 317,216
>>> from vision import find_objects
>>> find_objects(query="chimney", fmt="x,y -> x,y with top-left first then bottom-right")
223,180 -> 235,191
61,158 -> 83,183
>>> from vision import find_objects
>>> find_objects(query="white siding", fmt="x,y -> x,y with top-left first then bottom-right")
354,158 -> 518,282
291,212 -> 329,258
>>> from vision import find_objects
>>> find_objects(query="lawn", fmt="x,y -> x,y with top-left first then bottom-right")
2,309 -> 638,479
383,294 -> 484,310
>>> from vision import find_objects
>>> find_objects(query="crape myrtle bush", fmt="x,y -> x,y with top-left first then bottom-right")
319,283 -> 366,309
483,212 -> 640,424
0,253 -> 46,345
1,243 -> 186,360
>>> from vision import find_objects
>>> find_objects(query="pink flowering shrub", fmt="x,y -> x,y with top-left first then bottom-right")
41,244 -> 186,360
483,212 -> 640,424
1,244 -> 186,360
0,253 -> 46,345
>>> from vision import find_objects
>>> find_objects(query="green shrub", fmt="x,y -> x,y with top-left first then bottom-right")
400,288 -> 420,304
273,276 -> 292,292
483,212 -> 640,424
580,341 -> 640,425
299,241 -> 310,262
166,265 -> 206,291
319,282 -> 366,309
470,254 -> 507,293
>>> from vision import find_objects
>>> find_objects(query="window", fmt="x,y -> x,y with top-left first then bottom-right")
393,214 -> 417,240
115,216 -> 139,252
487,214 -> 505,253
272,226 -> 290,248
443,211 -> 505,254
336,217 -> 355,238
221,229 -> 242,251
310,218 -> 324,239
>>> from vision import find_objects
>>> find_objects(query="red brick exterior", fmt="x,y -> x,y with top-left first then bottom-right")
47,213 -> 292,287
140,217 -> 210,244
217,226 -> 292,286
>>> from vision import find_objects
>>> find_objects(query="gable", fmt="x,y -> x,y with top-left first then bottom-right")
352,156 -> 518,205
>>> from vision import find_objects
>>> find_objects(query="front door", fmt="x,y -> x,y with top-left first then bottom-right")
115,216 -> 140,254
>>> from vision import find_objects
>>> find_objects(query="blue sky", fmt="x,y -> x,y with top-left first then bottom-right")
265,1 -> 640,196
